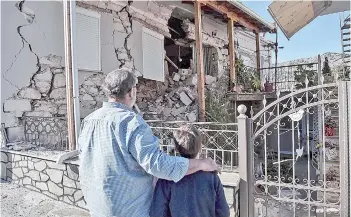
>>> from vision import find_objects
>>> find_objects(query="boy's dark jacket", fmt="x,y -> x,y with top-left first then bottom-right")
150,171 -> 230,217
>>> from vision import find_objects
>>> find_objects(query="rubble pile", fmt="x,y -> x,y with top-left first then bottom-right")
136,66 -> 199,121
2,0 -> 240,143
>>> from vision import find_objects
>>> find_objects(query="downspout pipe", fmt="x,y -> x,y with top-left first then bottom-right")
69,0 -> 81,148
63,0 -> 80,154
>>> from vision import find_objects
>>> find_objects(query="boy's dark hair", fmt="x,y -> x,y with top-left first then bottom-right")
172,125 -> 202,159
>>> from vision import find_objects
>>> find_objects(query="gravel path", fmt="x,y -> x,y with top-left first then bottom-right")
0,182 -> 90,217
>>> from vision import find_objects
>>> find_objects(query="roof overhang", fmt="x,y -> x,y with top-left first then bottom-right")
181,1 -> 276,33
268,0 -> 350,39
228,0 -> 276,33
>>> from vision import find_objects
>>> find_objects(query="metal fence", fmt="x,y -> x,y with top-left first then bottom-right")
22,117 -> 239,171
23,116 -> 68,150
148,120 -> 239,171
236,79 -> 351,217
260,63 -> 319,92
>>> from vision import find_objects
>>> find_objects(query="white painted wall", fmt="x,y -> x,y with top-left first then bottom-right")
1,0 -> 273,139
1,1 -> 271,95
1,1 -> 62,101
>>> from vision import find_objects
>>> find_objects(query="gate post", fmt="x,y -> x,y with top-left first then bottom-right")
338,81 -> 351,217
237,105 -> 254,217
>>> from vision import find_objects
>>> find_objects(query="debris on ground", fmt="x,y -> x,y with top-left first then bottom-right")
0,181 -> 90,217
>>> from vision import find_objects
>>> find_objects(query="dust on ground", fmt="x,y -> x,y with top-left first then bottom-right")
0,181 -> 90,217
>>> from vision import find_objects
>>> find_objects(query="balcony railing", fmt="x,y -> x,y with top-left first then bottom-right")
259,63 -> 319,92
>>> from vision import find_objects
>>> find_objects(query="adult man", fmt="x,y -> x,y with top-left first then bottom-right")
78,68 -> 218,217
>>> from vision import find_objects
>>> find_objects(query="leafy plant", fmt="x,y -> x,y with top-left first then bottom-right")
251,72 -> 261,91
336,66 -> 350,81
345,67 -> 350,80
322,57 -> 331,76
262,159 -> 294,184
316,141 -> 338,149
205,86 -> 231,123
325,117 -> 337,128
233,57 -> 261,92
325,141 -> 337,149
294,64 -> 317,89
326,168 -> 338,181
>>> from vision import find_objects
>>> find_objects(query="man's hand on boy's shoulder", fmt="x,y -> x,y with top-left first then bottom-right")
200,158 -> 221,173
186,158 -> 220,176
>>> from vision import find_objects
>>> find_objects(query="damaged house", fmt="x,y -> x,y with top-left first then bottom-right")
1,0 -> 275,143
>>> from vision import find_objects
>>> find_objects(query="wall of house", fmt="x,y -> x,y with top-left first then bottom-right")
1,0 -> 272,142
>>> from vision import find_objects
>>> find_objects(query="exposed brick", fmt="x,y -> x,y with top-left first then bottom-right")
82,94 -> 94,101
18,88 -> 41,99
50,88 -> 66,99
53,74 -> 66,88
205,75 -> 217,85
34,68 -> 53,94
179,92 -> 193,106
4,100 -> 32,112
25,111 -> 52,117
2,113 -> 18,128
33,101 -> 58,114
40,54 -> 62,68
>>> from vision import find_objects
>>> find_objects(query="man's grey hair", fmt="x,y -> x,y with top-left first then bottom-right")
102,68 -> 137,99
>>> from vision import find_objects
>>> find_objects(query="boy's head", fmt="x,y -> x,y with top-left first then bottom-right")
172,125 -> 202,159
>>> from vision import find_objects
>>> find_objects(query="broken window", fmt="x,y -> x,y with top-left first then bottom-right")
192,45 -> 218,77
166,15 -> 219,82
164,40 -> 192,75
165,16 -> 193,78
76,7 -> 101,71
203,46 -> 218,77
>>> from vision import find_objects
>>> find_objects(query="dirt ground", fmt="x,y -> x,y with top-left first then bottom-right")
0,181 -> 90,217
1,181 -> 237,217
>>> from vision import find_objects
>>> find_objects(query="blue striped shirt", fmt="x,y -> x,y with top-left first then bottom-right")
78,102 -> 189,217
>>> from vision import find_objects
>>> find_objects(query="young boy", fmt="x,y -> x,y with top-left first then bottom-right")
150,125 -> 230,217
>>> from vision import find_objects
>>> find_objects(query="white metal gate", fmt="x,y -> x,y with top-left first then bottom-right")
237,79 -> 351,217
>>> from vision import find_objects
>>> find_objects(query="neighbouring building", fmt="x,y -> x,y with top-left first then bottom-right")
1,0 -> 275,142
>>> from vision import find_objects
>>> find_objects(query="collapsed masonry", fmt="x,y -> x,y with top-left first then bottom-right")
3,54 -> 67,136
78,1 -> 232,122
3,0 -> 238,142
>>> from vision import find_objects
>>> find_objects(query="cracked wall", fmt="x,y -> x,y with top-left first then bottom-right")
1,0 -> 177,141
1,0 -> 272,141
1,1 -> 67,141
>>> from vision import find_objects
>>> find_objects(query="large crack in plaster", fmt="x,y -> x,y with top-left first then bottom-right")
16,1 -> 42,89
3,0 -> 41,91
113,1 -> 135,69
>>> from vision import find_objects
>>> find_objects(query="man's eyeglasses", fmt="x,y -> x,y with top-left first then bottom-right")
127,85 -> 137,93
